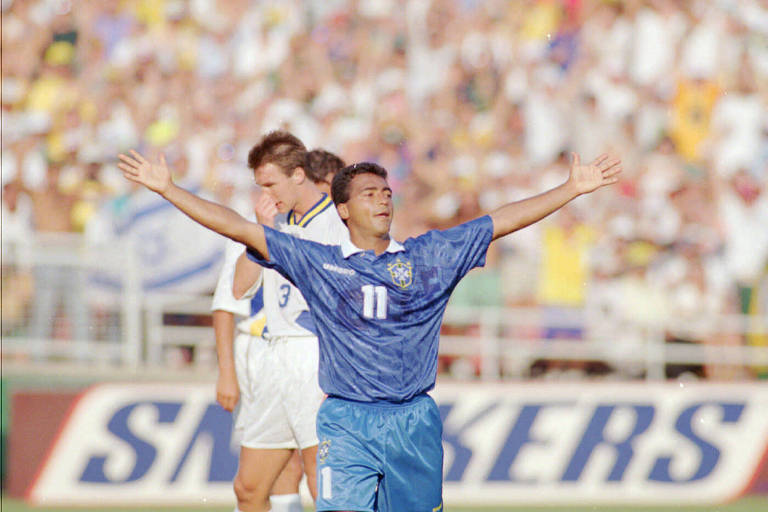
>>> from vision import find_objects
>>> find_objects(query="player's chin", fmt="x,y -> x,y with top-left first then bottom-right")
373,215 -> 392,232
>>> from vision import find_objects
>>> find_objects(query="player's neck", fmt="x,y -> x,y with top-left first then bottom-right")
292,185 -> 325,218
349,230 -> 391,255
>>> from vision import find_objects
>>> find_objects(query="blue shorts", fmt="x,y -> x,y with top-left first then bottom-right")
316,393 -> 444,512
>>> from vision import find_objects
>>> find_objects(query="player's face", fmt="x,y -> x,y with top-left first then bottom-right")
254,163 -> 300,213
342,173 -> 393,237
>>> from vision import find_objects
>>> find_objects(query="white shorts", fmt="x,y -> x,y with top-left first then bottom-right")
232,333 -> 323,450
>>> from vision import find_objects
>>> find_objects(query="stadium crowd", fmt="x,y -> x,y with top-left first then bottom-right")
2,0 -> 767,378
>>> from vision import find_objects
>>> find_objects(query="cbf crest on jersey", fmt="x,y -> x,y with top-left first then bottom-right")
387,258 -> 413,288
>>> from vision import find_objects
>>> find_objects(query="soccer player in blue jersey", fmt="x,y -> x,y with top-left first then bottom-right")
118,149 -> 621,511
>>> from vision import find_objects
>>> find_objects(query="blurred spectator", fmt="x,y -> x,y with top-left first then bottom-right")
1,176 -> 32,255
715,169 -> 768,315
2,0 -> 767,375
23,161 -> 91,357
533,200 -> 597,377
709,58 -> 766,178
1,178 -> 34,338
669,76 -> 720,163
628,0 -> 686,89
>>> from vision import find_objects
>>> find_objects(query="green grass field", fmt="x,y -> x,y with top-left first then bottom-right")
3,496 -> 768,512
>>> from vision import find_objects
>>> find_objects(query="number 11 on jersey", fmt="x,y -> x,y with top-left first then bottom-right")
362,285 -> 387,319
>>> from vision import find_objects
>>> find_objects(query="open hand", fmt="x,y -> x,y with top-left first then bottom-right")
118,150 -> 172,195
568,153 -> 622,195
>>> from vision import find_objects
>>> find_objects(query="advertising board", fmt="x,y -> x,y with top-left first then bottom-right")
12,382 -> 768,506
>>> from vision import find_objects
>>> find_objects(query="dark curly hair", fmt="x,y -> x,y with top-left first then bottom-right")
331,162 -> 388,205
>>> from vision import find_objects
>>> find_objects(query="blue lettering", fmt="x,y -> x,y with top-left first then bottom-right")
649,402 -> 744,483
440,402 -> 498,482
561,404 -> 654,482
81,402 -> 182,483
278,284 -> 291,307
170,404 -> 238,482
488,403 -> 573,483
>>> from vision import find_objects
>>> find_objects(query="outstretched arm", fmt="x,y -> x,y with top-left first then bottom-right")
118,150 -> 270,259
489,153 -> 621,240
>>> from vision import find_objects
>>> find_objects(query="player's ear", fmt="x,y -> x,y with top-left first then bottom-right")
290,166 -> 306,185
337,203 -> 350,221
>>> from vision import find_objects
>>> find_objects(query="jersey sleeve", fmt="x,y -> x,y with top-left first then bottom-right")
245,226 -> 324,290
419,215 -> 494,285
211,239 -> 251,316
238,272 -> 263,300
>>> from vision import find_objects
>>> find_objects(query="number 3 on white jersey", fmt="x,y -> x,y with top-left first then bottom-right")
361,285 -> 387,319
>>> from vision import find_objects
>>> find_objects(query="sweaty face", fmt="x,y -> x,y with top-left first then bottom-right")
342,173 -> 393,237
254,163 -> 298,213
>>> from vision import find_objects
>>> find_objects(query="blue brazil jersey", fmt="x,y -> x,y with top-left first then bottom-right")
247,215 -> 494,402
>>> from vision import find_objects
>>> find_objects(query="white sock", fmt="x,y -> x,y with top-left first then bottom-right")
234,508 -> 272,512
270,493 -> 302,512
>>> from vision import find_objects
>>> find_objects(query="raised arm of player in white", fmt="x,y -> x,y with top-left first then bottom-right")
489,153 -> 621,241
118,150 -> 270,259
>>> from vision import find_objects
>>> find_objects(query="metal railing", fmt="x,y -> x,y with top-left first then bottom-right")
2,233 -> 142,367
437,306 -> 768,380
2,234 -> 766,379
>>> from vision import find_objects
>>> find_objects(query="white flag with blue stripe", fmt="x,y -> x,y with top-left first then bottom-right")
90,183 -> 225,296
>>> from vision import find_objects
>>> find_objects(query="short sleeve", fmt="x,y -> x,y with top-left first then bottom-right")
239,272 -> 263,300
245,226 -> 322,291
211,239 -> 250,315
416,215 -> 494,286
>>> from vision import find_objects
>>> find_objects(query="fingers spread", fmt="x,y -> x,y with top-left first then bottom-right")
121,172 -> 143,184
129,149 -> 148,164
603,166 -> 623,178
117,162 -> 139,175
592,153 -> 609,166
600,158 -> 621,171
118,153 -> 142,168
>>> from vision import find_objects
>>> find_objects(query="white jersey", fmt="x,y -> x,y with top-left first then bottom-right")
211,238 -> 266,336
259,194 -> 347,338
